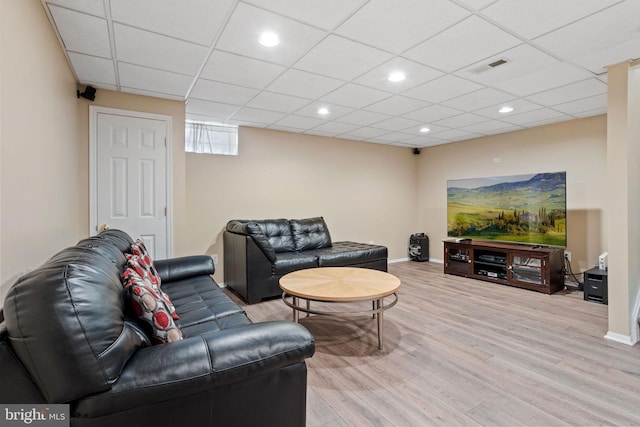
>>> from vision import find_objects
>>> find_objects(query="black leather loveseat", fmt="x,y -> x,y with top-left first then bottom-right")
224,217 -> 388,304
0,229 -> 315,427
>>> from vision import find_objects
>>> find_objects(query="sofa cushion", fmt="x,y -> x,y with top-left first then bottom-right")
125,275 -> 183,344
123,264 -> 178,320
3,247 -> 148,403
312,241 -> 388,267
246,222 -> 277,262
131,239 -> 162,285
256,219 -> 295,253
272,252 -> 318,275
290,217 -> 332,251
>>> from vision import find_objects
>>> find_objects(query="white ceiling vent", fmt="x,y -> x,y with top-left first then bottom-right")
469,58 -> 509,74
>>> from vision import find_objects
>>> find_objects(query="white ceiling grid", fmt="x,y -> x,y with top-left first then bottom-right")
43,0 -> 640,148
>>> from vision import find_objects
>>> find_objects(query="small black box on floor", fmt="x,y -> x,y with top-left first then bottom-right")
583,267 -> 608,304
409,233 -> 429,262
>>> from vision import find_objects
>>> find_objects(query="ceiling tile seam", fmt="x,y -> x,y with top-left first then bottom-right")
40,1 -> 81,84
45,1 -> 105,19
103,0 -> 120,90
184,0 -> 242,100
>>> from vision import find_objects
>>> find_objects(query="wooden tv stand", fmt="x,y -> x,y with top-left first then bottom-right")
443,239 -> 565,294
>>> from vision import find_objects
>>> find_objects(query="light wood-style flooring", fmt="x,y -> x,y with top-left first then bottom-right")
231,261 -> 640,427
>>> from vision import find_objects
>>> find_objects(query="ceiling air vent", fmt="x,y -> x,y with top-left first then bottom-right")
469,58 -> 509,74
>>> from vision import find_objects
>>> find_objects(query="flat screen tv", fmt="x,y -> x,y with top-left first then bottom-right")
447,172 -> 567,247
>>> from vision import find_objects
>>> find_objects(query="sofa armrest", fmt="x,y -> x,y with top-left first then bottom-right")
74,321 -> 314,417
154,256 -> 215,283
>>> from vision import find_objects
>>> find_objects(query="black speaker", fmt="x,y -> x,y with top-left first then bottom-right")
409,233 -> 429,262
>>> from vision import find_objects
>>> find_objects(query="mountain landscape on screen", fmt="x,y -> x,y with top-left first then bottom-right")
447,172 -> 567,247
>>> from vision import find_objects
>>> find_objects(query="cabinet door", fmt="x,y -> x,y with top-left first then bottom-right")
444,244 -> 472,275
509,254 -> 547,286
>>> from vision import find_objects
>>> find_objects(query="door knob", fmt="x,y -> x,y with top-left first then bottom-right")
99,223 -> 110,232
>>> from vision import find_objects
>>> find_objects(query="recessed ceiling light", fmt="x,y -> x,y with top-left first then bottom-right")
387,71 -> 406,82
419,127 -> 430,133
499,106 -> 514,114
258,32 -> 280,47
318,107 -> 330,115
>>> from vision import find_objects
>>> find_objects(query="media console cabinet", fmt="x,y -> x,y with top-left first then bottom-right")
443,239 -> 565,294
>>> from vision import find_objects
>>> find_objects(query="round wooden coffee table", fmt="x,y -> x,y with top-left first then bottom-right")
279,267 -> 400,350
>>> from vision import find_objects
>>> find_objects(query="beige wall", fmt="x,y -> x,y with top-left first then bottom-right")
185,126 -> 419,283
1,0 -> 82,303
76,90 -> 188,256
417,115 -> 608,272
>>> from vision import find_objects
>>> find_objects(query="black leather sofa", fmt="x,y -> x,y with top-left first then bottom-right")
0,229 -> 315,427
224,217 -> 388,304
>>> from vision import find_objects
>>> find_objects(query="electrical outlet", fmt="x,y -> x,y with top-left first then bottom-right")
212,254 -> 219,264
564,251 -> 571,261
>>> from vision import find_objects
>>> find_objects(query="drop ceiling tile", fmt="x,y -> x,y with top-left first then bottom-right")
335,0 -> 469,54
456,44 -> 559,87
355,57 -> 443,92
435,113 -> 487,128
495,62 -> 593,96
109,0 -> 234,46
574,108 -> 607,119
366,132 -> 414,143
573,37 -> 640,74
482,0 -> 620,39
247,92 -> 311,113
320,83 -> 391,109
68,52 -> 116,86
527,79 -> 608,106
308,122 -> 361,136
242,0 -> 367,30
364,95 -> 429,116
229,107 -> 285,124
404,16 -> 521,73
294,103 -> 354,120
48,5 -> 111,58
499,108 -> 569,126
460,120 -> 522,134
190,79 -> 260,105
114,24 -> 208,76
186,99 -> 240,118
47,0 -> 105,16
118,63 -> 192,97
270,124 -> 308,133
473,98 -> 542,119
341,127 -> 390,139
402,135 -> 448,147
534,1 -> 640,62
455,0 -> 498,10
336,110 -> 392,126
187,112 -> 231,123
371,117 -> 424,132
267,69 -> 344,99
442,87 -> 515,112
215,2 -> 326,66
274,115 -> 326,130
294,35 -> 393,81
429,128 -> 482,141
403,75 -> 484,103
122,88 -> 186,101
200,51 -> 286,89
404,104 -> 464,122
551,94 -> 607,116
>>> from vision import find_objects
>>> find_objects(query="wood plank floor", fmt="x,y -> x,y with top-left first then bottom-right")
230,261 -> 640,427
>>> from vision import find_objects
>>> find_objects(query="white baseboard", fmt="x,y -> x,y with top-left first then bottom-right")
389,257 -> 444,264
604,331 -> 638,346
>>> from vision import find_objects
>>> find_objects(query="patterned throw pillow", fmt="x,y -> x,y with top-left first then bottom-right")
130,239 -> 162,286
123,260 -> 178,320
123,273 -> 182,344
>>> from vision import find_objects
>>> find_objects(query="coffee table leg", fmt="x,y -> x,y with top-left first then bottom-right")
306,299 -> 310,317
376,298 -> 383,350
293,296 -> 299,322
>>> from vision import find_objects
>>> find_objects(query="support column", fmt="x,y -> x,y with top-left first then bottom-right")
605,60 -> 640,345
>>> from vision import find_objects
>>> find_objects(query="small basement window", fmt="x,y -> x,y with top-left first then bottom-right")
185,120 -> 238,155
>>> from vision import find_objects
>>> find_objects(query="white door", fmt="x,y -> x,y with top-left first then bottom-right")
90,107 -> 172,259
